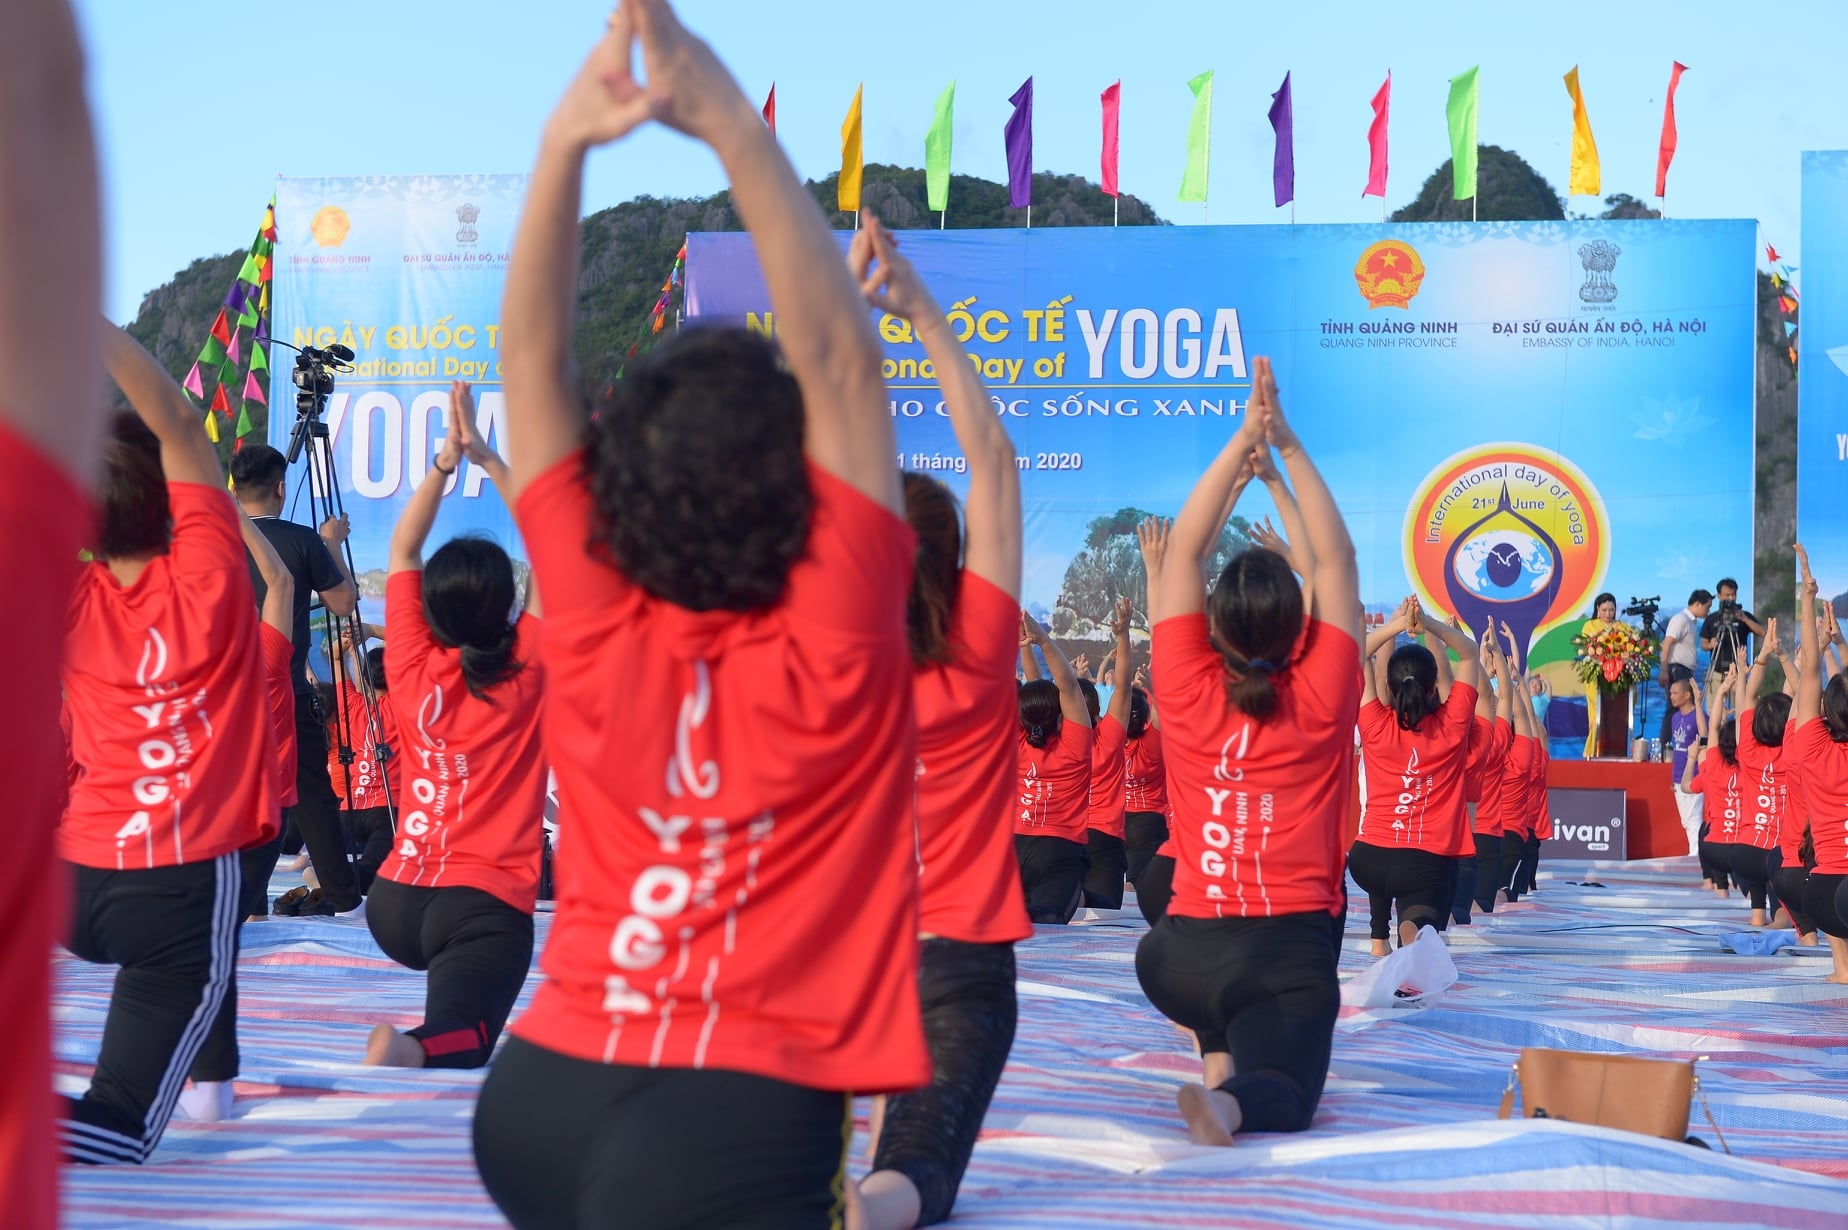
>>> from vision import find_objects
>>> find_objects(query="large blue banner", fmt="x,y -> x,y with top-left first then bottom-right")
1799,152 -> 1848,586
271,174 -> 527,622
686,221 -> 1756,694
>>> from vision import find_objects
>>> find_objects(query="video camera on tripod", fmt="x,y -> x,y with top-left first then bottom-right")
285,342 -> 354,465
1622,595 -> 1661,632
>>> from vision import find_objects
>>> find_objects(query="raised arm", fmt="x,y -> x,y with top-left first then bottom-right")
1136,516 -> 1171,627
1424,612 -> 1481,692
1251,357 -> 1360,643
0,0 -> 104,483
450,380 -> 515,502
851,216 -> 1018,592
1157,407 -> 1267,622
1023,611 -> 1091,727
1106,597 -> 1135,727
1018,613 -> 1042,682
102,323 -> 221,487
1487,628 -> 1515,727
238,507 -> 294,637
1798,547 -> 1824,723
1365,599 -> 1411,660
389,394 -> 466,574
1746,616 -> 1778,701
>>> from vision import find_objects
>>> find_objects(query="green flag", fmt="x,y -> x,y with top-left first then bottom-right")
1178,70 -> 1213,204
237,254 -> 261,285
250,341 -> 268,373
234,403 -> 254,439
1446,66 -> 1480,200
198,336 -> 226,367
925,82 -> 955,214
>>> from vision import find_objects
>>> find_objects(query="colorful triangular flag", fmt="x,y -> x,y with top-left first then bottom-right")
1772,272 -> 1783,289
1785,320 -> 1798,337
217,357 -> 240,391
250,340 -> 268,373
1767,244 -> 1782,264
1790,345 -> 1799,365
242,370 -> 267,405
225,282 -> 247,312
236,299 -> 259,329
235,403 -> 254,439
209,308 -> 232,346
1780,294 -> 1798,313
198,335 -> 226,367
203,409 -> 221,443
256,304 -> 269,337
183,362 -> 204,400
226,327 -> 241,366
209,383 -> 230,415
237,255 -> 260,285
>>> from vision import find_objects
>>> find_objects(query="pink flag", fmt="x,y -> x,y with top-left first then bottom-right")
242,370 -> 267,405
1364,72 -> 1391,198
225,327 -> 241,366
1656,62 -> 1687,197
1100,81 -> 1121,197
183,362 -> 204,400
762,83 -> 776,135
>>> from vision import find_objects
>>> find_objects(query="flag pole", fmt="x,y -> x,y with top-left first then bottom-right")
855,210 -> 861,231
1113,197 -> 1119,227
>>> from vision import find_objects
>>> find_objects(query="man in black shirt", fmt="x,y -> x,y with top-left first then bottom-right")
1700,577 -> 1764,676
231,444 -> 365,917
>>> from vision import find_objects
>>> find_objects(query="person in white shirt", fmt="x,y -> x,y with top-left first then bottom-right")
1659,588 -> 1713,687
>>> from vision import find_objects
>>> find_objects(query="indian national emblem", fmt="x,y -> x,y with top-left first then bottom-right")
456,202 -> 481,245
1577,239 -> 1620,304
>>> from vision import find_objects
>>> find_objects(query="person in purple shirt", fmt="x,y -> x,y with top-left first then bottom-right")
1666,677 -> 1703,856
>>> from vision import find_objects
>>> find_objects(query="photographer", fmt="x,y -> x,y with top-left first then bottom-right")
1700,578 -> 1763,675
1659,588 -> 1713,687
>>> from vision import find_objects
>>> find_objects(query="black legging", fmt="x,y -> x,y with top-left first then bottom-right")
1346,841 -> 1452,940
1135,911 -> 1339,1133
365,879 -> 534,1068
1698,824 -> 1733,892
1513,835 -> 1542,897
1013,834 -> 1087,925
1772,859 -> 1815,935
1500,832 -> 1526,901
342,804 -> 395,895
1136,852 -> 1177,925
874,939 -> 1016,1226
1124,811 -> 1169,889
1082,830 -> 1128,910
1471,833 -> 1504,912
1722,844 -> 1772,911
1805,872 -> 1848,939
474,1039 -> 849,1230
1449,855 -> 1476,926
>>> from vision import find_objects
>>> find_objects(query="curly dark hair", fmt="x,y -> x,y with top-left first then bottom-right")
583,328 -> 811,612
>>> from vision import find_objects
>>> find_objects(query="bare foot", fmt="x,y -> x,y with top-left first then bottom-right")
1800,931 -> 1820,947
1751,910 -> 1769,928
1369,939 -> 1389,958
1202,1052 -> 1234,1088
288,852 -> 310,872
363,1023 -> 427,1067
1494,890 -> 1509,909
1397,920 -> 1420,949
245,914 -> 268,923
1176,1083 -> 1239,1147
1713,888 -> 1729,899
853,1170 -> 921,1230
865,1094 -> 885,1162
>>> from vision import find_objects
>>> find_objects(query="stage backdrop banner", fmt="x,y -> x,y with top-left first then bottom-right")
270,174 -> 529,612
685,221 -> 1756,679
1799,152 -> 1848,587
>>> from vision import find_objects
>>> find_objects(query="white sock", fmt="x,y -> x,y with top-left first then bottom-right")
335,897 -> 367,921
175,1081 -> 234,1123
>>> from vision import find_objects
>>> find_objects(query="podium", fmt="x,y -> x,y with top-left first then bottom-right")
1595,686 -> 1632,759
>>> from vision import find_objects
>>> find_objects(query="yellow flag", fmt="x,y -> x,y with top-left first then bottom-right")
839,84 -> 864,212
1563,67 -> 1601,198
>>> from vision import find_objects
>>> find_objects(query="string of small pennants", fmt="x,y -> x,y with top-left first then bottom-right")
613,242 -> 687,383
1768,242 -> 1799,367
182,198 -> 276,451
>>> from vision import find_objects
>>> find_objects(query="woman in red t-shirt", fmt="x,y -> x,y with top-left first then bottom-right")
61,327 -> 278,1166
1016,612 -> 1095,924
1791,549 -> 1848,982
1493,651 -> 1546,904
325,633 -> 397,895
1139,357 -> 1362,1146
846,218 -> 1029,1230
473,12 -> 929,1225
1743,627 -> 1816,940
1350,600 -> 1481,956
363,388 -> 547,1072
1512,683 -> 1552,898
1123,687 -> 1171,887
1078,603 -> 1135,912
1463,630 -> 1516,915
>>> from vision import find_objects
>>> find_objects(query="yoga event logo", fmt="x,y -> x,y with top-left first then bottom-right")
1353,239 -> 1426,309
1402,443 -> 1609,667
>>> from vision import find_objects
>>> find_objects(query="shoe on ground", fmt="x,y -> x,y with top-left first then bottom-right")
272,886 -> 312,917
174,1081 -> 233,1123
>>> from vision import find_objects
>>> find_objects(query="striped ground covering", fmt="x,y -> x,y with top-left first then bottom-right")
55,858 -> 1848,1228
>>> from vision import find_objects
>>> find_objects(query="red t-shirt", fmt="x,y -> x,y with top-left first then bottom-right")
1153,614 -> 1361,919
1123,725 -> 1169,814
1496,737 -> 1542,838
1529,735 -> 1552,839
0,426 -> 88,1230
1789,718 -> 1848,874
912,573 -> 1032,944
261,624 -> 298,809
1473,719 -> 1516,837
1355,684 -> 1477,856
1734,710 -> 1788,853
62,482 -> 278,869
1088,713 -> 1128,839
1016,720 -> 1093,842
1463,715 -> 1512,806
1690,747 -> 1743,843
509,453 -> 928,1093
1778,719 -> 1809,862
326,680 -> 395,812
378,572 -> 548,913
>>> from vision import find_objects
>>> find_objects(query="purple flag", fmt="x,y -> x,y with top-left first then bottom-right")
1005,77 -> 1033,210
224,281 -> 246,312
1268,71 -> 1294,207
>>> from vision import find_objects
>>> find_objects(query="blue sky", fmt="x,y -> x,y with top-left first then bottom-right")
77,0 -> 1846,322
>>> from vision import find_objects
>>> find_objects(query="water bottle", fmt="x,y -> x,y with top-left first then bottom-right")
1649,737 -> 1663,762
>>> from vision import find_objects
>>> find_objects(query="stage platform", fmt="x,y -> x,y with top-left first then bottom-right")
56,859 -> 1848,1229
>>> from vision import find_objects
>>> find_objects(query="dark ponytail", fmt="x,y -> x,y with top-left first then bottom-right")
1386,644 -> 1439,731
1753,693 -> 1791,747
1716,717 -> 1738,766
1127,687 -> 1151,739
1019,679 -> 1062,749
422,536 -> 524,701
1207,549 -> 1302,722
903,472 -> 962,667
1825,676 -> 1848,743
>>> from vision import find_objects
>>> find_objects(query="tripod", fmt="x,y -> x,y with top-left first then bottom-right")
280,343 -> 398,841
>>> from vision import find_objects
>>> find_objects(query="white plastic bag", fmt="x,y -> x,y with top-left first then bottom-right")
1340,925 -> 1458,1010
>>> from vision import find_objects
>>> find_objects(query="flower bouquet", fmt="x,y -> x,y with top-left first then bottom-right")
1572,622 -> 1660,694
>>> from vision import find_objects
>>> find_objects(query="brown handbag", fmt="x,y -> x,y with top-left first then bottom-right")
1495,1048 -> 1730,1153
